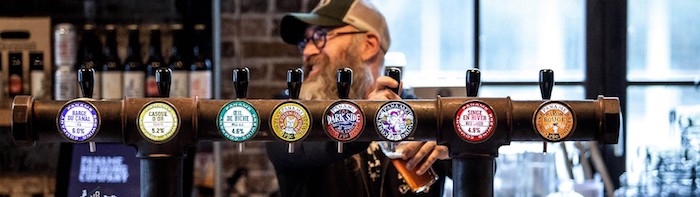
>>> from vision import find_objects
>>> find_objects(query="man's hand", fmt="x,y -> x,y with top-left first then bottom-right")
366,76 -> 402,100
396,141 -> 449,175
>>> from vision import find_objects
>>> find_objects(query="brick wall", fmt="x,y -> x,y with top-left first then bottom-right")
219,0 -> 319,99
213,0 -> 320,196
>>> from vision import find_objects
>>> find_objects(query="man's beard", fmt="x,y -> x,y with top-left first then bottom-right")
299,41 -> 374,100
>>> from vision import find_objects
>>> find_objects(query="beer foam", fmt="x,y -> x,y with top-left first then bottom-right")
384,152 -> 403,159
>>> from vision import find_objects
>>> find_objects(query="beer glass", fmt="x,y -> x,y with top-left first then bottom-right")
378,141 -> 438,193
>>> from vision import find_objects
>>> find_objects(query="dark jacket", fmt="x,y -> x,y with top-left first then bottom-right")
267,91 -> 450,197
267,142 -> 451,197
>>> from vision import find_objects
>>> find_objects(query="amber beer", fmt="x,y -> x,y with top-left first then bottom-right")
382,143 -> 438,193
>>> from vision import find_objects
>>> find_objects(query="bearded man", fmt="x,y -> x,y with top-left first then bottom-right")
266,0 -> 450,196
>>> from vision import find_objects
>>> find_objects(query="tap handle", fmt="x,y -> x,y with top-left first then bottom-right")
539,69 -> 554,100
465,69 -> 481,97
337,68 -> 353,99
287,67 -> 304,99
77,68 -> 95,98
233,67 -> 250,99
156,67 -> 172,98
384,67 -> 401,95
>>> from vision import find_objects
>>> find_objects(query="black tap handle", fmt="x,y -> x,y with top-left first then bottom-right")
539,69 -> 554,100
77,68 -> 95,98
233,67 -> 250,99
465,69 -> 481,97
156,67 -> 172,98
287,68 -> 304,99
384,67 -> 401,94
337,68 -> 353,99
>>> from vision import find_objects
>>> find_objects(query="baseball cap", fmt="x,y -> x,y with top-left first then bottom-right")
280,0 -> 391,52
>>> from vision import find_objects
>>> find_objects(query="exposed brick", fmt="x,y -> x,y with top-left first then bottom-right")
276,0 -> 301,13
240,0 -> 268,13
272,62 -> 303,81
221,17 -> 240,38
240,18 -> 268,37
248,85 -> 286,99
221,0 -> 237,14
271,17 -> 282,37
307,0 -> 321,11
221,41 -> 236,57
242,41 -> 298,58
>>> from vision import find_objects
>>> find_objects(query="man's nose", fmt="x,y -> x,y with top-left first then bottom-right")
302,43 -> 320,57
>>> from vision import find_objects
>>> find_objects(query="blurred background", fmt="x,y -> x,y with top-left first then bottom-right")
0,0 -> 699,196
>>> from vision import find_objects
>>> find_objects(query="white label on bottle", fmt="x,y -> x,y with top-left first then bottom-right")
189,71 -> 211,99
54,65 -> 78,100
123,72 -> 145,98
101,71 -> 123,100
30,71 -> 45,98
170,71 -> 189,98
92,72 -> 102,99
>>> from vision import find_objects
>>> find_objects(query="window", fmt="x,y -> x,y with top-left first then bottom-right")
626,0 -> 700,179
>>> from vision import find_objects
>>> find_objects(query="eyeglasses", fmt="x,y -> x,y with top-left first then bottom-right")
298,29 -> 368,52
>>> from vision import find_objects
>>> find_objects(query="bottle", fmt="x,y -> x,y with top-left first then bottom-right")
123,24 -> 145,98
189,24 -> 212,99
169,24 -> 189,98
54,23 -> 78,100
145,25 -> 165,97
8,53 -> 24,97
29,52 -> 46,99
101,24 -> 123,100
77,24 -> 103,99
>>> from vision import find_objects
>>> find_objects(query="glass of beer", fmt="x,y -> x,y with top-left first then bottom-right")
378,141 -> 438,193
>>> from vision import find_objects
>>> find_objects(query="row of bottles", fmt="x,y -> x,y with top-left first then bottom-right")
53,23 -> 212,100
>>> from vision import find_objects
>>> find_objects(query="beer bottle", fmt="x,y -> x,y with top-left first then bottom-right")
169,24 -> 189,98
123,24 -> 145,98
77,24 -> 103,99
189,24 -> 212,99
54,23 -> 78,100
29,52 -> 46,99
8,53 -> 24,97
145,25 -> 164,97
101,24 -> 123,100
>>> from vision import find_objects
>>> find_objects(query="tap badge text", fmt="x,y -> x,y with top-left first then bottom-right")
218,101 -> 259,142
271,101 -> 311,142
454,101 -> 496,143
375,101 -> 415,141
58,101 -> 100,142
534,101 -> 575,141
323,101 -> 364,141
138,101 -> 180,143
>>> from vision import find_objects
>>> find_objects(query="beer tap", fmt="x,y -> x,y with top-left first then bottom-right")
156,67 -> 172,98
385,67 -> 401,94
334,68 -> 353,153
287,68 -> 303,100
78,67 -> 98,152
280,68 -> 308,153
539,69 -> 554,153
466,69 -> 481,97
233,67 -> 250,152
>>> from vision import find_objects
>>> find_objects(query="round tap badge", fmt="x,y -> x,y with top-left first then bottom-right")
58,101 -> 100,142
534,101 -> 575,141
454,101 -> 496,143
217,101 -> 259,142
375,101 -> 415,141
323,101 -> 364,142
270,101 -> 311,142
138,101 -> 180,143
